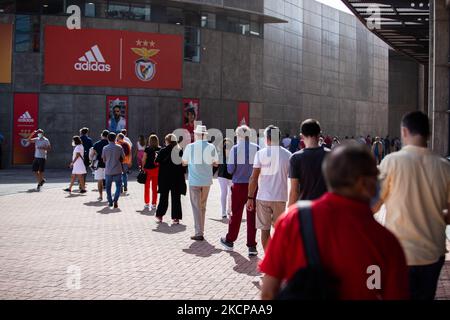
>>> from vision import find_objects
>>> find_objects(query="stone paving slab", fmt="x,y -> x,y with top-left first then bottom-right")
0,169 -> 449,300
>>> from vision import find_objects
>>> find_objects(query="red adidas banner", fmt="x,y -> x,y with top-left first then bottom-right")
13,93 -> 39,165
44,26 -> 183,89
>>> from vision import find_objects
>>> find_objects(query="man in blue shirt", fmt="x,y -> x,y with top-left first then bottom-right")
182,125 -> 218,241
220,125 -> 260,256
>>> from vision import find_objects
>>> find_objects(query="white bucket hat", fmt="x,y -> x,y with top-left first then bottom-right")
193,125 -> 208,135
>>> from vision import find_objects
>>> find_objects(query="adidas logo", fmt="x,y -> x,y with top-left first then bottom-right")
18,111 -> 34,123
74,45 -> 111,72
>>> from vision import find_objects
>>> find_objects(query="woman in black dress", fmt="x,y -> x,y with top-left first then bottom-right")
155,133 -> 187,224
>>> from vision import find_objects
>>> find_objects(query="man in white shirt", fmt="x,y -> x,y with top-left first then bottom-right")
246,125 -> 292,250
376,111 -> 450,300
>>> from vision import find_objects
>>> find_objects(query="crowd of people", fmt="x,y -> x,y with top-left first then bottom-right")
24,110 -> 450,300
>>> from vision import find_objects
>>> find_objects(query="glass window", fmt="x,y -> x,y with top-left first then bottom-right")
184,27 -> 200,63
239,19 -> 250,35
250,21 -> 262,37
42,0 -> 64,15
15,15 -> 40,53
107,2 -> 130,19
226,16 -> 239,33
16,0 -> 40,14
0,0 -> 15,13
201,12 -> 216,29
167,7 -> 183,25
130,4 -> 151,21
85,2 -> 96,17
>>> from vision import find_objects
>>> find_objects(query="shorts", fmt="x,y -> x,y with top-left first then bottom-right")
256,200 -> 286,230
94,168 -> 106,180
32,158 -> 46,172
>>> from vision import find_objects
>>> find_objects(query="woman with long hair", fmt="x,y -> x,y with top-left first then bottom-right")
155,133 -> 187,224
135,134 -> 146,168
142,134 -> 161,210
217,138 -> 233,219
64,136 -> 87,193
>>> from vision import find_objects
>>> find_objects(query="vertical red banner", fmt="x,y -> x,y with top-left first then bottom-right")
13,93 -> 39,165
106,96 -> 128,133
238,102 -> 249,126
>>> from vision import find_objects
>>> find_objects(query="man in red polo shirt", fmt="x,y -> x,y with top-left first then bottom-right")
260,143 -> 409,300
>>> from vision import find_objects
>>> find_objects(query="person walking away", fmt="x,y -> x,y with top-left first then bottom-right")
135,135 -> 146,168
217,138 -> 233,219
64,136 -> 87,193
289,135 -> 300,154
27,129 -> 51,191
142,134 -> 161,211
260,143 -> 409,300
281,133 -> 291,149
182,125 -> 218,241
375,111 -> 450,300
79,127 -> 93,182
116,133 -> 131,193
288,119 -> 330,206
371,137 -> 384,165
155,133 -> 186,224
92,130 -> 109,200
219,125 -> 260,256
246,125 -> 291,251
102,132 -> 125,208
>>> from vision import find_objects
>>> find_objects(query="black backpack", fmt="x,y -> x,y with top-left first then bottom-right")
276,201 -> 338,300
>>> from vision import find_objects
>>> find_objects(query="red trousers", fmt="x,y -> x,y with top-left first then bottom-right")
144,168 -> 158,205
225,183 -> 257,248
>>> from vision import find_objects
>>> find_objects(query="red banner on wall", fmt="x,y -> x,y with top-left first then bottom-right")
44,26 -> 183,89
106,96 -> 128,134
238,102 -> 249,126
13,93 -> 39,165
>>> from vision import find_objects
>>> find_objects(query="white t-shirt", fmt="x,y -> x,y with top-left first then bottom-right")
253,146 -> 291,202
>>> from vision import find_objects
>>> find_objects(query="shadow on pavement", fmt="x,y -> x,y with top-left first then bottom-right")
136,208 -> 155,216
65,193 -> 86,198
182,240 -> 222,258
97,207 -> 121,214
227,251 -> 261,277
209,218 -> 229,224
152,222 -> 187,234
83,201 -> 107,207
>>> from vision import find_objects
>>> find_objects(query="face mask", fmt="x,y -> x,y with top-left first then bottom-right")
72,142 -> 76,147
37,133 -> 43,138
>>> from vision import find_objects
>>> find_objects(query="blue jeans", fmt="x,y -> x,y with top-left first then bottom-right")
105,174 -> 122,205
122,164 -> 129,189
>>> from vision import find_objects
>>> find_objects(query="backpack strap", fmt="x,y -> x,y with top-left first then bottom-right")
297,201 -> 321,267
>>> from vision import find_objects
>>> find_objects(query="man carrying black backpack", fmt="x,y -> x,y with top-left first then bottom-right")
259,143 -> 409,300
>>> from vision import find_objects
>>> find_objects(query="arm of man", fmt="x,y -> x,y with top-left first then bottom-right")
372,159 -> 391,213
288,178 -> 300,207
212,145 -> 219,168
246,168 -> 260,211
261,275 -> 282,300
27,131 -> 37,142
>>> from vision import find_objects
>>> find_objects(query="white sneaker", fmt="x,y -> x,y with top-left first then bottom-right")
144,204 -> 150,209
151,204 -> 157,210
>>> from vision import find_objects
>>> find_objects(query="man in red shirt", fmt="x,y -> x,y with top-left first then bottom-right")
260,143 -> 409,300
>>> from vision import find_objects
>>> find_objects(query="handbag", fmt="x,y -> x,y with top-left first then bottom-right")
276,201 -> 338,300
137,170 -> 147,184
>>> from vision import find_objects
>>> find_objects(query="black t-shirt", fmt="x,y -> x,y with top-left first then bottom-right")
289,146 -> 330,200
93,139 -> 109,168
144,146 -> 161,169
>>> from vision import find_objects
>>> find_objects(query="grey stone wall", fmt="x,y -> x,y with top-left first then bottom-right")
0,0 -> 399,168
388,50 -> 419,140
263,0 -> 390,137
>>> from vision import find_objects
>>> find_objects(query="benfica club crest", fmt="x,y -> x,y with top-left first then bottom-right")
131,46 -> 159,82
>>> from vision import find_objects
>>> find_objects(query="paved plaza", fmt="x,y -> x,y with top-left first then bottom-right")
0,169 -> 449,300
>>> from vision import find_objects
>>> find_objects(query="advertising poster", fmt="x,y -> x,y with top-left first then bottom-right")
13,93 -> 39,165
182,98 -> 200,142
107,96 -> 128,133
0,23 -> 12,83
44,26 -> 183,89
238,102 -> 249,126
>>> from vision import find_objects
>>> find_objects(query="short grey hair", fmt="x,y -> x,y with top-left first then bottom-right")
236,125 -> 250,140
